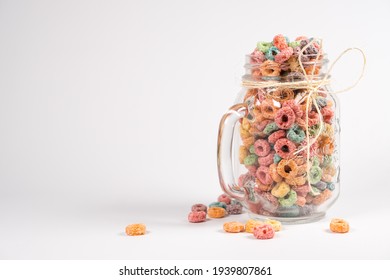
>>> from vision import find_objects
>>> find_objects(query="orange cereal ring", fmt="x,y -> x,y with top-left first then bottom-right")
255,179 -> 273,192
312,189 -> 332,205
223,221 -> 245,233
330,218 -> 349,233
125,224 -> 146,236
242,136 -> 255,148
207,207 -> 226,218
260,99 -> 277,119
245,219 -> 264,233
277,159 -> 298,179
285,175 -> 306,186
259,60 -> 281,77
239,146 -> 248,164
269,88 -> 294,103
269,163 -> 283,183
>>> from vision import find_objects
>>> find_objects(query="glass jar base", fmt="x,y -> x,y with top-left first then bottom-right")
248,211 -> 326,225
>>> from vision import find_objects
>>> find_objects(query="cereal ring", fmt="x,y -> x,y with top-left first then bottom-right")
287,124 -> 305,143
253,224 -> 275,239
239,146 -> 248,164
249,145 -> 255,154
330,218 -> 349,233
277,159 -> 298,179
263,122 -> 279,135
259,60 -> 281,77
250,49 -> 266,64
264,219 -> 282,231
312,189 -> 332,205
305,194 -> 314,204
242,136 -> 255,148
309,165 -> 323,184
273,34 -> 288,50
256,166 -> 273,185
268,130 -> 286,144
226,203 -> 243,215
207,207 -> 226,218
238,172 -> 255,188
209,201 -> 227,210
257,191 -> 279,213
260,100 -> 278,119
273,153 -> 282,164
274,138 -> 296,159
269,163 -> 283,183
278,189 -> 298,207
218,194 -> 231,205
275,47 -> 293,64
265,46 -> 280,61
283,100 -> 303,118
309,186 -> 321,196
289,40 -> 300,48
125,224 -> 146,236
314,181 -> 327,191
295,195 -> 306,207
271,181 -> 291,198
244,154 -> 258,166
246,165 -> 257,175
327,183 -> 335,191
223,221 -> 245,233
254,139 -> 271,157
285,175 -> 306,186
191,203 -> 207,213
296,111 -> 320,128
245,219 -> 264,233
322,155 -> 333,167
270,88 -> 294,103
275,107 -> 296,129
257,41 -> 272,53
258,151 -> 275,166
188,211 -> 207,223
255,179 -> 273,192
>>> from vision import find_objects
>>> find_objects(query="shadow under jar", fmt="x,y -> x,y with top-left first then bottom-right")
217,52 -> 340,224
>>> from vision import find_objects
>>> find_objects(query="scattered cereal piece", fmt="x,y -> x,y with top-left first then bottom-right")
330,218 -> 349,233
208,207 -> 226,218
125,224 -> 146,236
191,203 -> 207,213
218,194 -> 231,205
226,203 -> 243,215
223,222 -> 245,233
253,224 -> 275,239
188,211 -> 207,223
209,201 -> 227,210
245,219 -> 264,233
264,219 -> 282,232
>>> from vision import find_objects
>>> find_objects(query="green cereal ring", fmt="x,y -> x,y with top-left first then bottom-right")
249,145 -> 255,154
274,153 -> 282,164
312,156 -> 320,167
308,124 -> 321,137
309,186 -> 321,196
309,165 -> 322,184
244,154 -> 258,165
322,155 -> 333,167
289,41 -> 300,48
278,189 -> 297,207
257,41 -> 272,53
263,122 -> 279,135
209,201 -> 227,210
287,124 -> 305,143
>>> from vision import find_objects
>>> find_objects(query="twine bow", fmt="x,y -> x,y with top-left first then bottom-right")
242,39 -> 366,187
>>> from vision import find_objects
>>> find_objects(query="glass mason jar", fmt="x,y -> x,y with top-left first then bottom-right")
217,49 -> 340,223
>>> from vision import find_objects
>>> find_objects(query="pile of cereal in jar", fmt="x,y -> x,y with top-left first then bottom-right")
238,35 -> 338,218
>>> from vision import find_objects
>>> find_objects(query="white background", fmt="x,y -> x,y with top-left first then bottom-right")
0,0 -> 389,259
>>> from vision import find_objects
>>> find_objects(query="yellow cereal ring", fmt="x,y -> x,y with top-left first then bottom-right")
264,219 -> 282,232
208,207 -> 226,218
285,175 -> 307,186
271,181 -> 291,198
269,163 -> 283,183
239,145 -> 249,164
125,224 -> 146,236
245,219 -> 264,233
330,218 -> 349,233
223,222 -> 245,233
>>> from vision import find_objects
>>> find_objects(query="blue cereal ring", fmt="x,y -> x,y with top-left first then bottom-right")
327,183 -> 335,191
265,46 -> 280,61
278,190 -> 297,207
287,124 -> 305,143
209,201 -> 227,210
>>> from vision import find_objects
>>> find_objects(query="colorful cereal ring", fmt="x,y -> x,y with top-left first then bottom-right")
274,138 -> 296,159
278,189 -> 298,207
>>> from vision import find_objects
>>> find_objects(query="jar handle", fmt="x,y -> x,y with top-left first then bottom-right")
217,103 -> 248,201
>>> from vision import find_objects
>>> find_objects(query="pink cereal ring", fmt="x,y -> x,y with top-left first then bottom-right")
256,166 -> 273,185
273,34 -> 288,50
275,47 -> 293,64
321,107 -> 334,124
218,194 -> 231,205
274,138 -> 296,159
258,151 -> 275,166
275,106 -> 296,129
191,204 -> 207,213
254,139 -> 271,157
253,224 -> 275,239
256,120 -> 272,132
283,100 -> 303,118
268,130 -> 286,144
188,211 -> 206,223
246,165 -> 258,175
296,196 -> 306,207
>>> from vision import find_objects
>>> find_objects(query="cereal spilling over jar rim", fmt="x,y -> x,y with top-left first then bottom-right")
125,224 -> 146,236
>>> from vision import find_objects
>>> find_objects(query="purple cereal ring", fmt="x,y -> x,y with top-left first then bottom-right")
191,204 -> 207,213
218,194 -> 231,205
258,151 -> 275,166
274,138 -> 296,159
256,166 -> 273,185
254,139 -> 271,157
275,106 -> 296,129
268,130 -> 286,144
226,203 -> 243,215
188,211 -> 206,223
